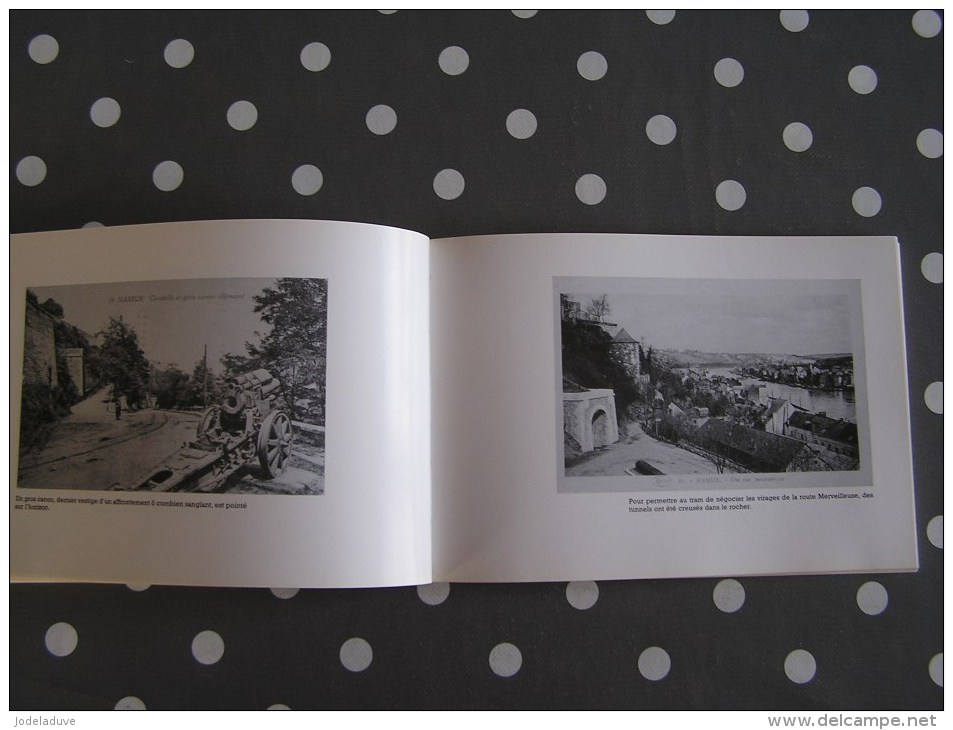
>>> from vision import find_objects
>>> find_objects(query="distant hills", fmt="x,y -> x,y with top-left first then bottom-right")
654,349 -> 850,368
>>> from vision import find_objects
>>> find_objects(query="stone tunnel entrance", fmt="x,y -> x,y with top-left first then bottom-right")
563,388 -> 619,454
591,409 -> 611,448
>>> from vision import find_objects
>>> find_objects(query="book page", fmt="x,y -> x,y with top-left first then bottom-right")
11,219 -> 432,588
431,234 -> 916,582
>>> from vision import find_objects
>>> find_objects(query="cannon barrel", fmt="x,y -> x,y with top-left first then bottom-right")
221,368 -> 280,414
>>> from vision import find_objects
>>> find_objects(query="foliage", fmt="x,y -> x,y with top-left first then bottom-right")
656,412 -> 691,443
584,294 -> 611,322
27,290 -> 100,386
561,319 -> 640,417
220,351 -> 258,378
97,317 -> 150,409
640,345 -> 654,379
39,297 -> 64,318
150,359 -> 221,410
19,291 -> 84,452
183,358 -> 219,408
654,368 -> 688,402
690,389 -> 732,418
151,364 -> 190,409
19,383 -> 74,454
245,278 -> 328,423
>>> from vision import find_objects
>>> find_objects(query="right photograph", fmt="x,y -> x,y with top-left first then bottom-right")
556,276 -> 871,492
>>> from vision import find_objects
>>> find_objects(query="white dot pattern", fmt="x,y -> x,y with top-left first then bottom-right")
8,12 -> 940,711
269,587 -> 299,600
227,100 -> 258,131
433,168 -> 465,200
438,46 -> 469,76
716,179 -> 746,211
848,65 -> 878,95
489,642 -> 522,677
340,637 -> 373,672
856,581 -> 889,616
90,97 -> 121,128
164,39 -> 194,69
638,647 -> 671,681
366,104 -> 397,135
114,696 -> 146,710
577,51 -> 608,81
784,649 -> 817,684
506,109 -> 538,140
712,579 -> 745,613
851,186 -> 881,217
565,581 -> 599,610
912,11 -> 942,39
920,253 -> 942,284
714,58 -> 744,88
916,129 -> 943,159
779,10 -> 809,33
646,115 -> 677,145
28,34 -> 59,64
646,11 -> 676,26
300,42 -> 331,72
152,161 -> 184,192
929,654 -> 943,687
924,382 -> 942,414
292,164 -> 323,196
191,630 -> 225,665
16,156 -> 47,187
575,173 -> 606,205
45,622 -> 78,657
783,122 -> 813,152
417,582 -> 450,605
926,516 -> 943,549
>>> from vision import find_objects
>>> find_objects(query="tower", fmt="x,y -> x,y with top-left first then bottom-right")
610,327 -> 641,379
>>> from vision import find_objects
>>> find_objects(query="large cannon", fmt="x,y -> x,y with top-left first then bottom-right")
135,369 -> 293,492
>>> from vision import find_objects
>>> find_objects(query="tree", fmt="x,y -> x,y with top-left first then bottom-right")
151,364 -> 190,409
39,297 -> 64,318
694,417 -> 741,474
246,278 -> 328,422
561,318 -> 640,419
641,345 -> 655,380
220,351 -> 257,378
98,317 -> 150,409
584,294 -> 611,322
185,357 -> 218,408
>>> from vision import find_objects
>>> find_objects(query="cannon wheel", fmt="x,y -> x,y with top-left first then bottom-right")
258,411 -> 293,478
197,406 -> 222,440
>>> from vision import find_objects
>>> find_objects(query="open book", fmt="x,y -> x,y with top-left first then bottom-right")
10,219 -> 918,587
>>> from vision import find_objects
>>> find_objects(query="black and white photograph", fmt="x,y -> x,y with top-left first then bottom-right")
17,277 -> 328,495
557,276 -> 870,491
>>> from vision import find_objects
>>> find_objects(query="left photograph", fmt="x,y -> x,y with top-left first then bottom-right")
17,277 -> 328,496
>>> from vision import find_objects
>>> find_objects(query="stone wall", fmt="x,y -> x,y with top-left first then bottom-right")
23,300 -> 57,388
62,348 -> 86,396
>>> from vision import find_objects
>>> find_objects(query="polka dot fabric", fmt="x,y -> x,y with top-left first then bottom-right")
10,11 -> 941,710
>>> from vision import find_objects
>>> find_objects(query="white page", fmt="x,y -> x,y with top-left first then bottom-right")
11,219 -> 432,588
431,233 -> 916,582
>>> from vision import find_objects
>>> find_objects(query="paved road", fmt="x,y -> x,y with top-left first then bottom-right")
19,389 -> 201,490
567,422 -> 723,477
18,388 -> 324,494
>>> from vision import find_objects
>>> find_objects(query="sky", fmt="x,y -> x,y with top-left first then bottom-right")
29,278 -> 281,374
561,277 -> 857,356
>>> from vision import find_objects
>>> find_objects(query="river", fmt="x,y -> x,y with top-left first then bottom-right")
702,367 -> 857,422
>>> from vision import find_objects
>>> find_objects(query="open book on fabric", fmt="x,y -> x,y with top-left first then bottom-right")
10,219 -> 918,587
